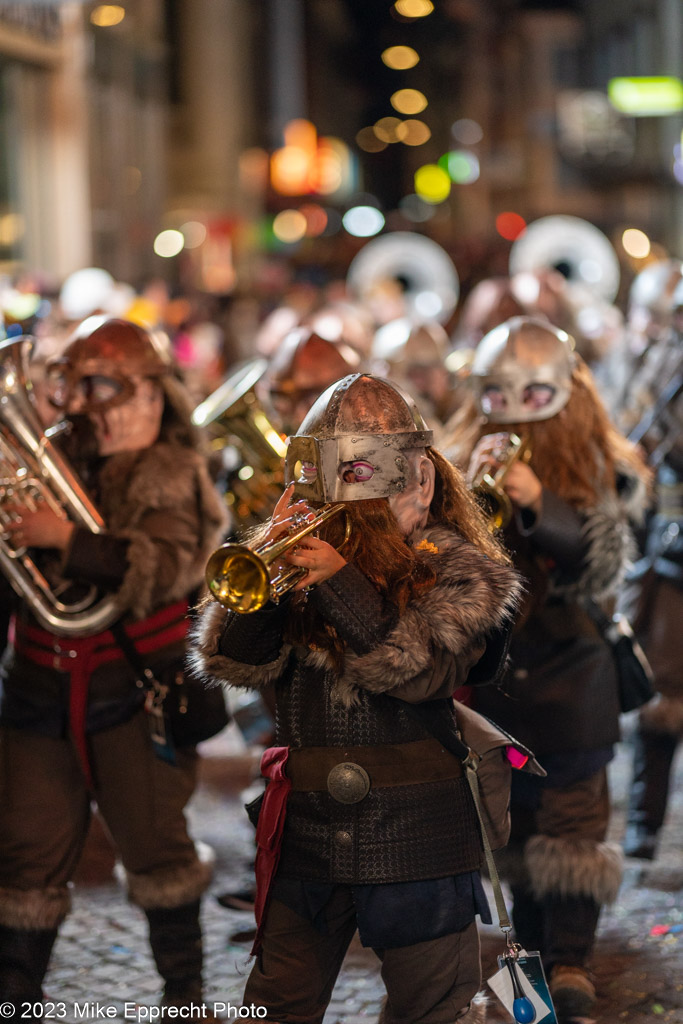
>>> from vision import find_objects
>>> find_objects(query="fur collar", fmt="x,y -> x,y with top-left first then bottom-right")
329,526 -> 522,705
191,525 -> 523,707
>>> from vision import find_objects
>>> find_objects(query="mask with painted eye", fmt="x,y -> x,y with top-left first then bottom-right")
471,316 -> 575,424
284,374 -> 433,503
339,460 -> 375,484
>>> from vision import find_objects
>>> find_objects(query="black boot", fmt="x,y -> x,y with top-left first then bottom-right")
145,901 -> 204,1010
541,895 -> 601,1023
624,728 -> 678,859
0,926 -> 59,1020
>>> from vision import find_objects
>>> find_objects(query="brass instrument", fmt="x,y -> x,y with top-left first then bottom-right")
470,432 -> 531,532
205,503 -> 350,614
0,336 -> 119,637
192,359 -> 287,528
509,215 -> 621,304
346,231 -> 460,325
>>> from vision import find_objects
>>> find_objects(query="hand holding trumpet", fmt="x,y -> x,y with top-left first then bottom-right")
468,432 -> 542,522
271,485 -> 347,590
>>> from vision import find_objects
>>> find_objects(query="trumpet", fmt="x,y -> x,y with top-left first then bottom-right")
470,432 -> 531,531
205,503 -> 351,614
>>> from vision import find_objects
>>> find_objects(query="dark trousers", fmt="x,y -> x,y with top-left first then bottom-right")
244,889 -> 482,1024
627,727 -> 679,835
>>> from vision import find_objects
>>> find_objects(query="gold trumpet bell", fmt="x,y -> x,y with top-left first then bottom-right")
205,544 -> 272,614
205,502 -> 349,614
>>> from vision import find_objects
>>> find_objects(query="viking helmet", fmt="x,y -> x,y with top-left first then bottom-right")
284,373 -> 433,502
470,316 -> 575,424
50,317 -> 170,411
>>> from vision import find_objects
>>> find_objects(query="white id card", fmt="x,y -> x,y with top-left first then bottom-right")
488,950 -> 557,1023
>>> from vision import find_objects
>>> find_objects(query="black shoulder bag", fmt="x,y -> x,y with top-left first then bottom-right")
586,601 -> 655,713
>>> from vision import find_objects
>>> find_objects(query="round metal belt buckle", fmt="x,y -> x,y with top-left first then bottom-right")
327,762 -> 371,804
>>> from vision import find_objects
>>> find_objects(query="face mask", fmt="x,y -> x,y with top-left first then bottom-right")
72,377 -> 164,455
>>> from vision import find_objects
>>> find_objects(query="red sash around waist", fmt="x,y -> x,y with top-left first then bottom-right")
252,746 -> 292,957
8,599 -> 190,788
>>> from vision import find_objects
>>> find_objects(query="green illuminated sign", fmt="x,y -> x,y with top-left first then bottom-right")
608,77 -> 683,115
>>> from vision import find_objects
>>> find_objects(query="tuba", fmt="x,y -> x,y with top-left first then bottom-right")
509,215 -> 621,304
0,336 -> 119,637
346,231 -> 460,325
192,359 -> 287,529
469,432 -> 532,532
205,503 -> 350,613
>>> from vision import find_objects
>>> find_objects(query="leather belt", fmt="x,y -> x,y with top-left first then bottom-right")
286,737 -> 463,804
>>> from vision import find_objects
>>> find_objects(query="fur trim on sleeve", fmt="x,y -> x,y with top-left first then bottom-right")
187,598 -> 292,691
334,526 -> 523,705
113,529 -> 161,619
552,492 -> 634,603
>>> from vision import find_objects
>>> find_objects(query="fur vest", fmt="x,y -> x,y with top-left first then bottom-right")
95,441 -> 228,618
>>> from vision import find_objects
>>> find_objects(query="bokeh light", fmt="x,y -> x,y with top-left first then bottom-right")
400,120 -> 431,146
391,89 -> 428,115
495,212 -> 527,241
180,221 -> 207,249
414,165 -> 451,203
451,118 -> 483,145
90,5 -> 125,27
439,150 -> 480,183
608,76 -> 683,116
356,127 -> 388,153
272,209 -> 307,243
394,0 -> 434,16
315,144 -> 343,194
270,146 -> 311,196
381,46 -> 420,70
299,204 -> 328,237
622,228 -> 651,259
154,230 -> 184,258
342,206 -> 385,237
0,213 -> 25,246
374,117 -> 406,143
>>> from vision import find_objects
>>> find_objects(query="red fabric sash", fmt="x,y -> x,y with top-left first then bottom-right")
251,745 -> 292,957
9,600 -> 189,788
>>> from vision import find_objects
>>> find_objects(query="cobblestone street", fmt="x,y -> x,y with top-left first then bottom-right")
42,716 -> 683,1024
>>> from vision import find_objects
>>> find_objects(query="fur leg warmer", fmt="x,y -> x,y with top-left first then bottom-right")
122,841 -> 215,911
0,886 -> 70,930
525,835 -> 623,904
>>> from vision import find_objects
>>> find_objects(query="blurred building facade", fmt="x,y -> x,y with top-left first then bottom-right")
0,0 -> 167,286
0,0 -> 682,298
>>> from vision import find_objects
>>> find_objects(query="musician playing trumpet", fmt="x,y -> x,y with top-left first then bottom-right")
191,372 -> 526,1024
445,316 -> 650,1022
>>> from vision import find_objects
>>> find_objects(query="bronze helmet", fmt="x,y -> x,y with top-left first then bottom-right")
285,373 -> 433,502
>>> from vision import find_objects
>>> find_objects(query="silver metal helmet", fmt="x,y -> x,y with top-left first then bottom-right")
470,316 -> 575,424
284,373 -> 433,502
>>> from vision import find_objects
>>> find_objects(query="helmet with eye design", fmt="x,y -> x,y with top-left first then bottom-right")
470,316 -> 575,424
284,373 -> 433,503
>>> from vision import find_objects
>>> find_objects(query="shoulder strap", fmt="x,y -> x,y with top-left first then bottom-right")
393,696 -> 513,934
